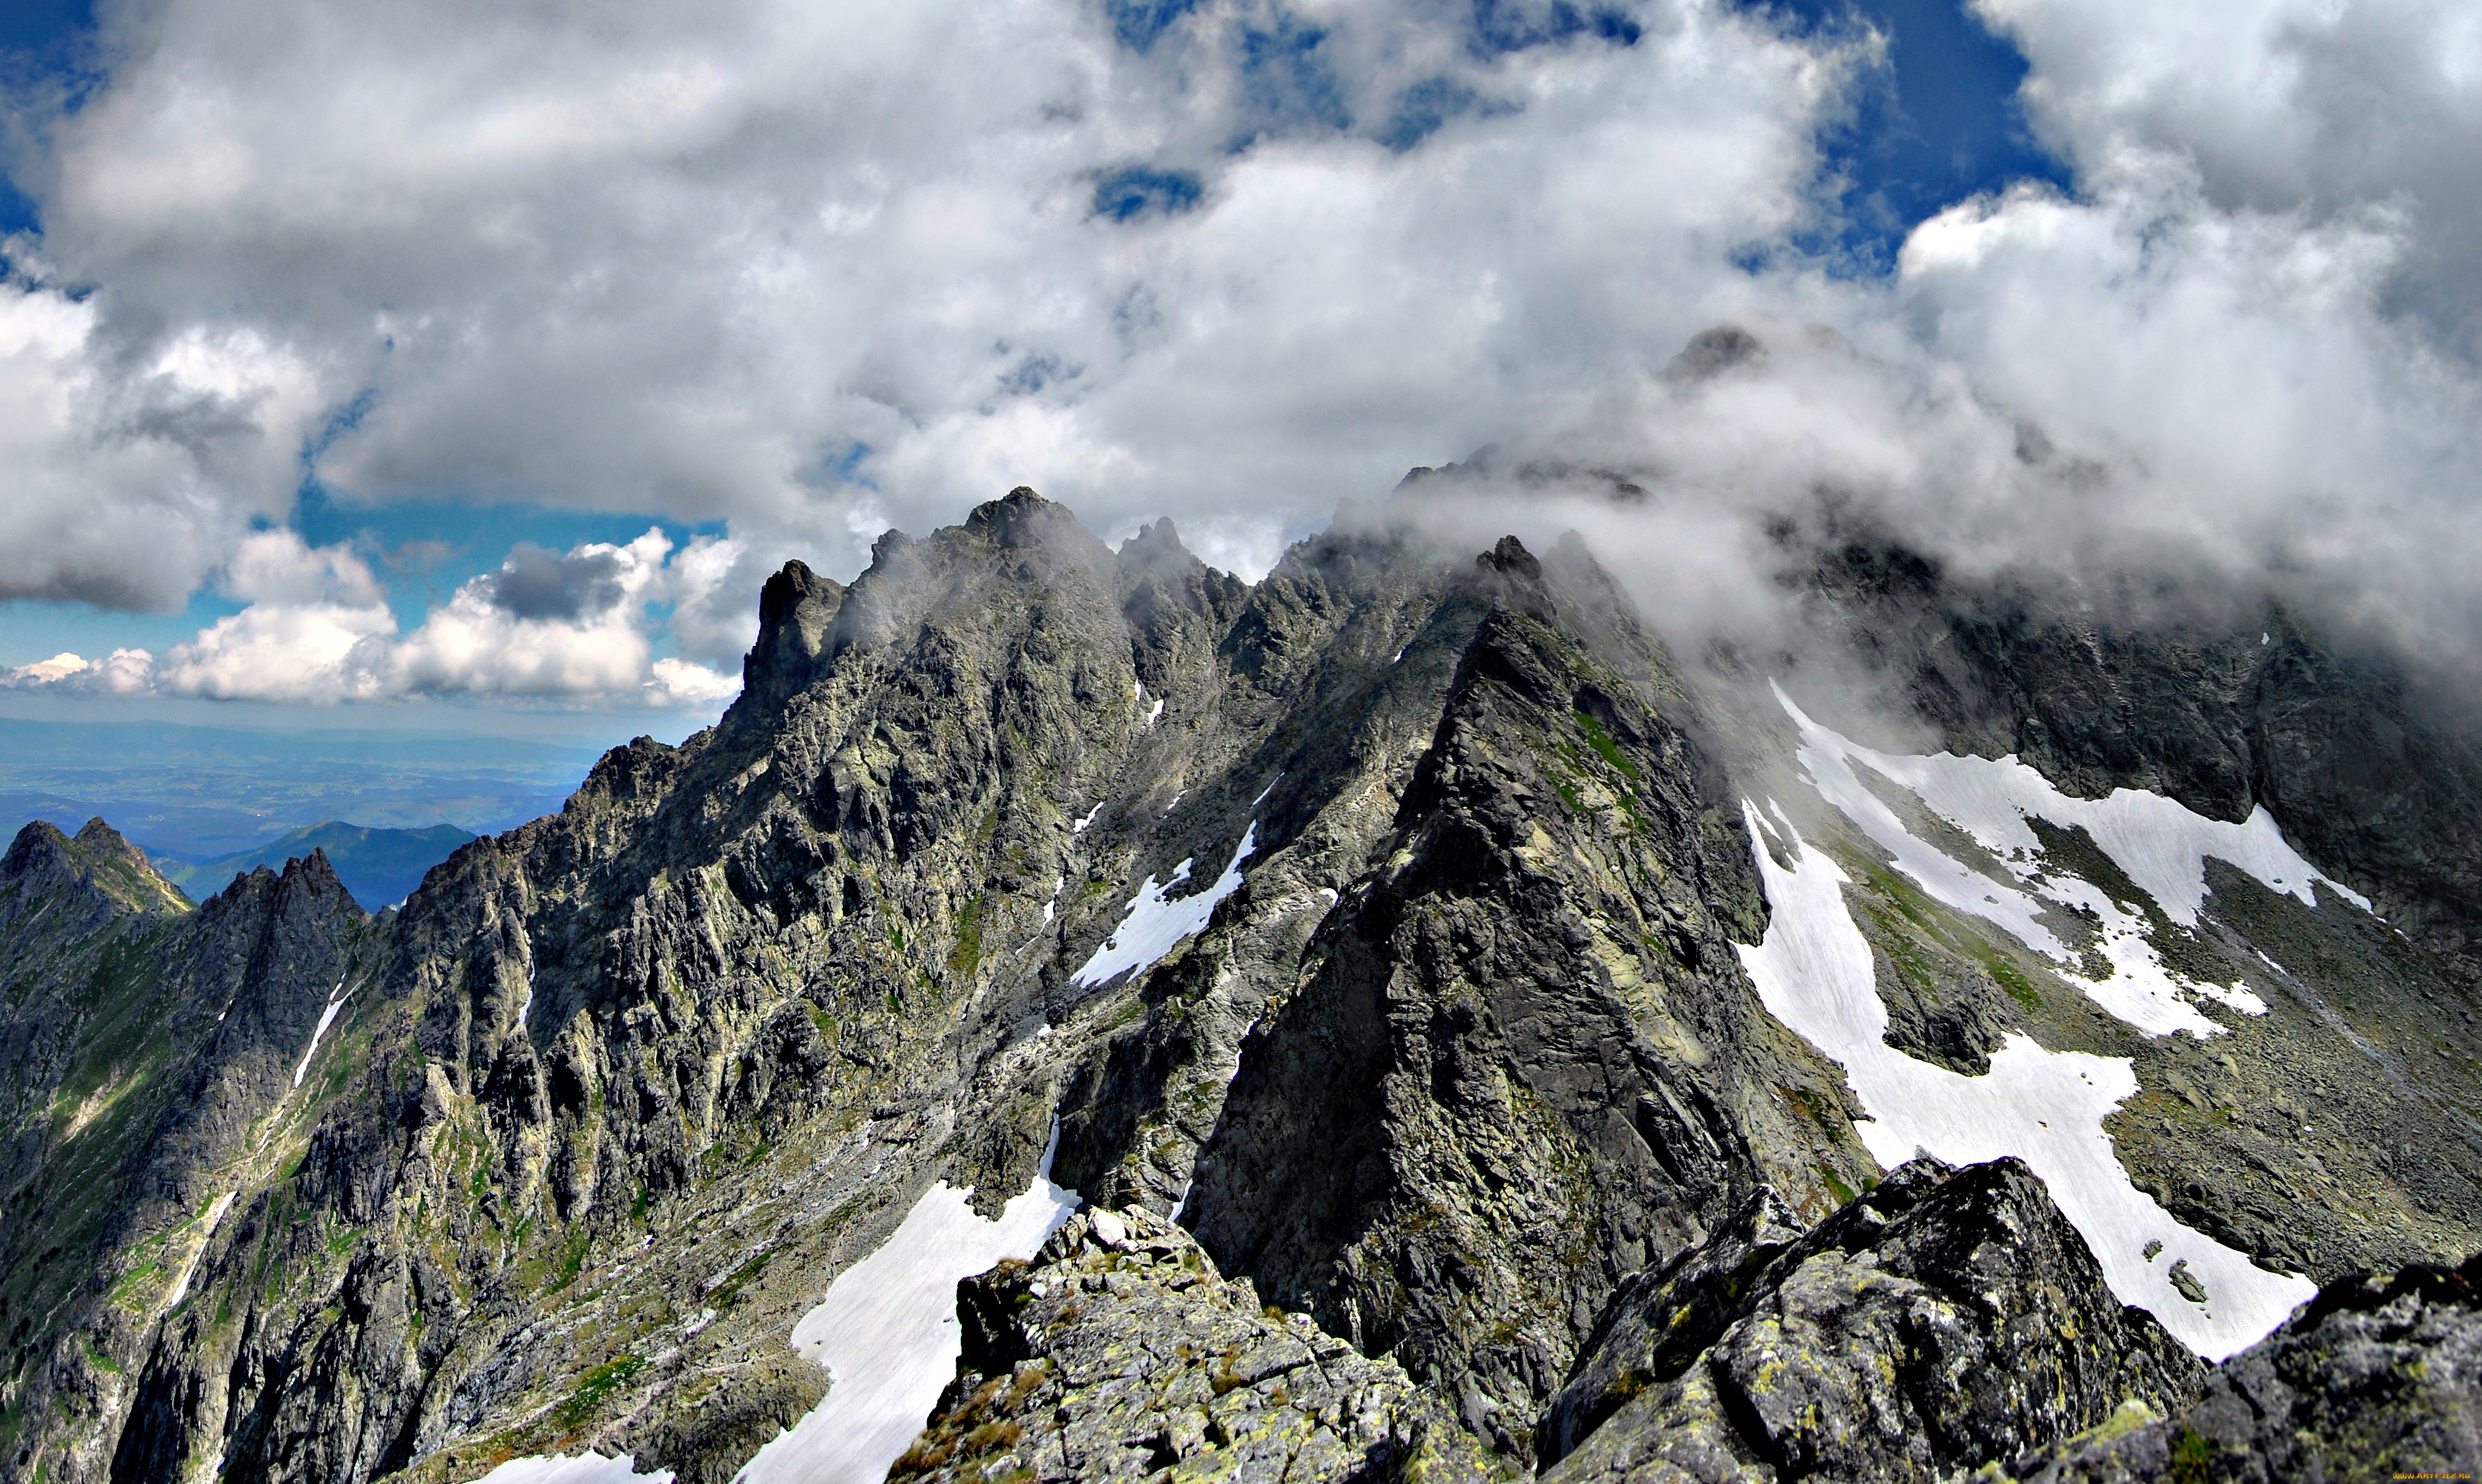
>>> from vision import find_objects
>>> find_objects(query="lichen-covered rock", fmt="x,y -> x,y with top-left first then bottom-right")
1543,1157 -> 2204,1483
2010,1253 -> 2482,1483
893,1204 -> 1493,1484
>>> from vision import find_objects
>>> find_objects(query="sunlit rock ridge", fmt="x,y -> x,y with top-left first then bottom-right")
0,486 -> 2477,1484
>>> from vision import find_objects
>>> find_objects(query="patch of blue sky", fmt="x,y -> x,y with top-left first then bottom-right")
1092,165 -> 1203,222
1229,15 -> 1352,148
1104,0 -> 1200,52
0,591 -> 245,670
0,0 -> 99,238
1378,76 -> 1526,153
1740,0 -> 2070,272
1466,0 -> 1643,57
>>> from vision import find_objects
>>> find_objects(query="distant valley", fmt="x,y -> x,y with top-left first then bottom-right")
152,822 -> 477,912
0,714 -> 609,861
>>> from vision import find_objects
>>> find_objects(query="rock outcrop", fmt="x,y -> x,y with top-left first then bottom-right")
894,1203 -> 1492,1483
1541,1157 -> 2204,1483
2012,1253 -> 2482,1482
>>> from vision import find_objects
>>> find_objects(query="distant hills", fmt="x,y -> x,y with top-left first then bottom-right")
0,713 -> 599,858
154,821 -> 475,911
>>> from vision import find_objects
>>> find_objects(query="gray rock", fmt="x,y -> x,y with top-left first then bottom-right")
894,1204 -> 1493,1484
1543,1157 -> 2203,1483
2013,1253 -> 2482,1482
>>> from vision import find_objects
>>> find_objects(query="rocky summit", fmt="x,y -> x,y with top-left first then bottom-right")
1,485 -> 2479,1484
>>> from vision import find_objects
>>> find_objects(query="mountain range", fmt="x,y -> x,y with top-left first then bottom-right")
0,483 -> 2474,1484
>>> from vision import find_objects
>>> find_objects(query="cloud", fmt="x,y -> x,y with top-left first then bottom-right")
0,0 -> 2477,701
222,528 -> 388,607
0,275 -> 322,610
1976,0 -> 2482,350
5,648 -> 158,695
8,0 -> 1848,586
4,529 -> 742,708
156,599 -> 397,702
481,544 -> 628,622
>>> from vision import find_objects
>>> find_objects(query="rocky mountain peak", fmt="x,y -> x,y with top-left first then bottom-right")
1,816 -> 189,921
739,559 -> 848,710
961,484 -> 1090,552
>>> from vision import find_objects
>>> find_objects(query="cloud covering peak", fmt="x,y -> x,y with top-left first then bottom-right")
0,0 -> 2474,704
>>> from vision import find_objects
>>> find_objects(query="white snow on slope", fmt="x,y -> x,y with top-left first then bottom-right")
477,1453 -> 672,1484
1738,800 -> 2315,1360
1775,684 -> 2367,1037
164,1190 -> 236,1310
735,1131 -> 1080,1484
1146,698 -> 1165,727
1072,801 -> 1104,834
1253,774 -> 1281,807
292,980 -> 351,1088
1070,824 -> 1258,989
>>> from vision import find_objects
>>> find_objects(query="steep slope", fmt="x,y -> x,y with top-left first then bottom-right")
0,824 -> 373,1483
1183,538 -> 1873,1464
99,490 -> 1615,1484
1732,547 -> 2482,1292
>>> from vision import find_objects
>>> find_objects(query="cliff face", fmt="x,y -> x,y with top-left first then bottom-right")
0,825 -> 370,1484
1181,538 -> 1872,1463
3,487 -> 2479,1484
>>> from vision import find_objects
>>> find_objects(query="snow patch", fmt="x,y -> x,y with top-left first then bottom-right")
1779,683 -> 2364,927
292,980 -> 351,1088
476,1454 -> 673,1484
1253,774 -> 1281,807
1776,683 -> 2357,1037
1146,698 -> 1165,727
1392,648 -> 1405,664
1072,802 -> 1104,834
736,1128 -> 1080,1484
1165,790 -> 1185,813
1736,800 -> 2315,1360
164,1191 -> 236,1310
1070,824 -> 1259,989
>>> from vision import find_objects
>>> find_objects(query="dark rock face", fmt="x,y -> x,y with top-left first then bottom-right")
2016,1255 -> 2482,1482
895,1203 -> 1492,1483
1184,540 -> 1876,1464
1543,1157 -> 2204,1484
1800,542 -> 2482,973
